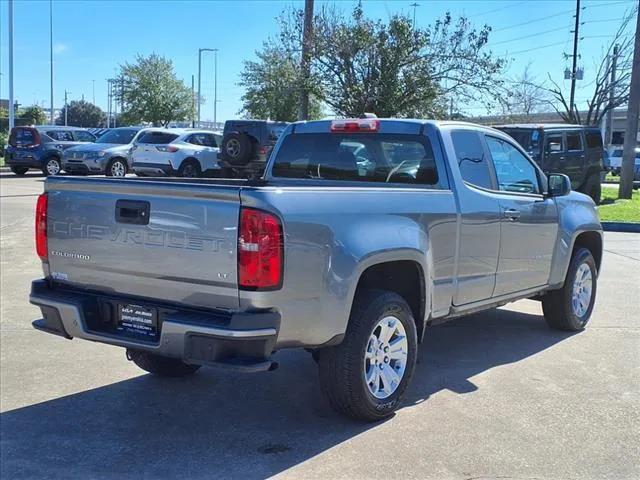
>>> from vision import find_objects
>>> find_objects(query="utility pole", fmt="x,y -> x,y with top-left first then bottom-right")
618,5 -> 640,199
49,0 -> 54,125
8,0 -> 14,130
92,79 -> 95,104
605,45 -> 619,147
568,0 -> 581,123
410,2 -> 419,29
298,0 -> 314,121
197,48 -> 216,127
191,75 -> 195,128
64,90 -> 69,126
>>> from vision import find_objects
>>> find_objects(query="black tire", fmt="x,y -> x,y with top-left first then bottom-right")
127,349 -> 201,377
106,158 -> 128,177
178,159 -> 201,178
318,289 -> 418,422
583,174 -> 602,204
42,157 -> 61,176
10,166 -> 28,175
221,132 -> 254,166
542,247 -> 597,331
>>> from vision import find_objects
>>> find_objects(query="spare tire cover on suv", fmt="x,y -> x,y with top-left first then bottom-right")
221,132 -> 254,166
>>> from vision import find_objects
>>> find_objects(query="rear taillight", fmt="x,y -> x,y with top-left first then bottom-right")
238,207 -> 283,290
330,119 -> 380,133
35,193 -> 48,261
156,145 -> 179,153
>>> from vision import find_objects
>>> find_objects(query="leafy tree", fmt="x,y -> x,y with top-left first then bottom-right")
264,3 -> 505,118
56,100 -> 106,127
19,105 -> 47,125
117,54 -> 194,126
239,44 -> 323,121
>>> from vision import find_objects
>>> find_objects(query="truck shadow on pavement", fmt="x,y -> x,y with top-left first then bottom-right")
0,306 -> 576,479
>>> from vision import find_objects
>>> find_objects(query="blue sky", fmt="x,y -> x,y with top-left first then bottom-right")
0,0 -> 636,122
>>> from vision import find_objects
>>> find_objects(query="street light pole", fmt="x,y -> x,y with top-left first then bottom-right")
214,48 -> 218,127
8,0 -> 14,130
197,48 -> 216,127
50,0 -> 54,125
64,90 -> 70,126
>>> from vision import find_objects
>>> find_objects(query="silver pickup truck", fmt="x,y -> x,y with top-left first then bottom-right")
30,119 -> 602,421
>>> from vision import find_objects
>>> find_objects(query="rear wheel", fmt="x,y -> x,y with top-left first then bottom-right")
127,349 -> 201,377
10,166 -> 28,175
178,159 -> 201,178
106,158 -> 128,177
42,157 -> 61,176
542,247 -> 597,331
583,174 -> 602,204
318,290 -> 418,421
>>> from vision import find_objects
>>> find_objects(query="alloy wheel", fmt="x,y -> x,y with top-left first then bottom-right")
364,315 -> 408,399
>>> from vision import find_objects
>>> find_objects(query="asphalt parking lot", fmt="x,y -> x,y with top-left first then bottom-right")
1,172 -> 639,480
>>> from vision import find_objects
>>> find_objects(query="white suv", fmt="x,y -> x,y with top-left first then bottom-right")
131,129 -> 222,177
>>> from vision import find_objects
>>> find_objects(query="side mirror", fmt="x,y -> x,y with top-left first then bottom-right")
548,173 -> 571,197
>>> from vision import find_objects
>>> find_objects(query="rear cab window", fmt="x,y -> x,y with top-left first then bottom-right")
138,132 -> 179,144
271,133 -> 442,187
586,131 -> 603,149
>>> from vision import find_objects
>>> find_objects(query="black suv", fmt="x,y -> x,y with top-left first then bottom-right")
496,124 -> 604,203
218,120 -> 289,177
5,125 -> 97,176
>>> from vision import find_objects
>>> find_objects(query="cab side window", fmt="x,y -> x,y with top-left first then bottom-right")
74,131 -> 96,142
485,136 -> 540,194
566,132 -> 583,152
451,130 -> 493,189
545,134 -> 564,154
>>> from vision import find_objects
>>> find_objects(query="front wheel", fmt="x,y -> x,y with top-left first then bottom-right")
10,166 -> 29,175
542,247 -> 597,331
127,349 -> 201,377
106,158 -> 128,177
318,290 -> 418,421
42,157 -> 61,176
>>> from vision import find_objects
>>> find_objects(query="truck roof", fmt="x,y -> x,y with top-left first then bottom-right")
495,123 -> 600,131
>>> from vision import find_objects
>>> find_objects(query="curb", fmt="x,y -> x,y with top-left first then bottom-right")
601,222 -> 640,233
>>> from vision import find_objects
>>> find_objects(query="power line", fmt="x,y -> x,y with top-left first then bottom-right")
502,41 -> 568,56
474,1 -> 527,17
493,9 -> 575,32
489,26 -> 569,46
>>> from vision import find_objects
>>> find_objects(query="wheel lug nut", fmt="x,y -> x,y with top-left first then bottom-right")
384,346 -> 389,353
384,357 -> 389,363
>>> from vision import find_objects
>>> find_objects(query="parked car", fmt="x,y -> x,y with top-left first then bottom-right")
496,124 -> 604,203
4,126 -> 96,176
62,127 -> 148,177
29,118 -> 603,421
131,129 -> 221,178
608,147 -> 640,176
218,120 -> 289,177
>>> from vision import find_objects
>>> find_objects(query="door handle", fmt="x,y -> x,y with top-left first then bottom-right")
115,200 -> 150,225
503,208 -> 521,221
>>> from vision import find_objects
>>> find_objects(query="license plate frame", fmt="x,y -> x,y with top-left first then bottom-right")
117,303 -> 158,339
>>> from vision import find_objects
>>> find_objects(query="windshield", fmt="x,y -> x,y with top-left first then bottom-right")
96,129 -> 139,144
497,128 -> 541,155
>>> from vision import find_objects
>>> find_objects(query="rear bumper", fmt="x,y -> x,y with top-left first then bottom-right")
29,280 -> 280,371
5,153 -> 43,169
132,162 -> 173,176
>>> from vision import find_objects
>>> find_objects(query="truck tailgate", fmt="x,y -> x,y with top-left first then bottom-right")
45,177 -> 241,310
